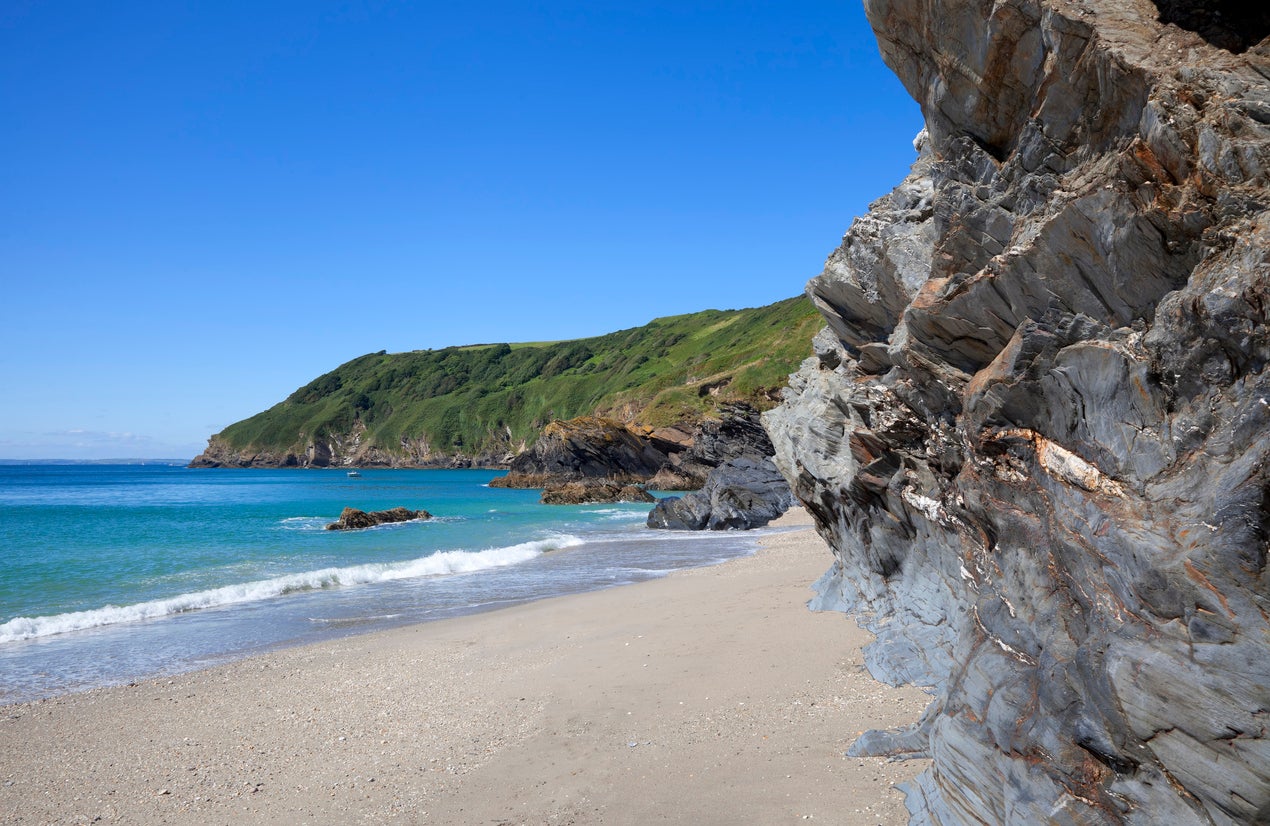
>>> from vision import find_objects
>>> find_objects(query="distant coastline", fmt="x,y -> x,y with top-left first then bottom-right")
0,458 -> 191,466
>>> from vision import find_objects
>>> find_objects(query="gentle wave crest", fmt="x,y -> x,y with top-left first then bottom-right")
0,534 -> 584,643
581,508 -> 647,522
278,516 -> 330,531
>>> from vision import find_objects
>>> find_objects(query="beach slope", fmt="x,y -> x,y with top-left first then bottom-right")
0,509 -> 928,824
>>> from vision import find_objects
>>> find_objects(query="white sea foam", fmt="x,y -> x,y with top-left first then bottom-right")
0,534 -> 584,643
581,508 -> 646,522
277,516 -> 330,531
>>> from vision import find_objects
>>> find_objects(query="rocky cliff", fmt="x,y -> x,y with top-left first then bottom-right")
491,403 -> 780,489
188,425 -> 515,469
765,1 -> 1269,823
489,416 -> 682,487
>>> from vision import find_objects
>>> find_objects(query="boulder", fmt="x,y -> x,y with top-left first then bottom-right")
324,506 -> 431,531
647,457 -> 793,530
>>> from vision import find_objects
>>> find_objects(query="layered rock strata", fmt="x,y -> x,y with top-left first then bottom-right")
645,402 -> 778,490
646,456 -> 794,530
765,1 -> 1270,823
488,417 -> 680,488
492,405 -> 779,491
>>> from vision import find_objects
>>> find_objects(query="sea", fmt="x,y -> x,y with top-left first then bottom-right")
0,464 -> 768,705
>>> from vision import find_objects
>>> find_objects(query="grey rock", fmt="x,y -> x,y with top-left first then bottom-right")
765,2 -> 1270,824
645,402 -> 778,491
646,456 -> 793,530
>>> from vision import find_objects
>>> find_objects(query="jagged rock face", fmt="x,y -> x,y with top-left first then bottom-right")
494,405 -> 777,490
490,417 -> 679,488
646,456 -> 794,530
646,402 -> 778,490
765,2 -> 1269,824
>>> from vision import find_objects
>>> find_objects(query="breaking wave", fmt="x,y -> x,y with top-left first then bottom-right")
0,534 -> 584,643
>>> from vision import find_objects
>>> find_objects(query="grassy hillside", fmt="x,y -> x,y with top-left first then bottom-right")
212,297 -> 821,460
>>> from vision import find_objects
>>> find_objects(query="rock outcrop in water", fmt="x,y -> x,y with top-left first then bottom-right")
765,1 -> 1270,823
539,480 -> 655,505
325,507 -> 431,531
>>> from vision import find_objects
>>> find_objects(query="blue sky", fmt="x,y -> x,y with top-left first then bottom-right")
0,1 -> 921,460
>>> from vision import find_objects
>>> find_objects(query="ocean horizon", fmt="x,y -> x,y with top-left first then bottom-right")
0,464 -> 768,705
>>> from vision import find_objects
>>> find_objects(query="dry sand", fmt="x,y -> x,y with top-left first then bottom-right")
0,509 -> 929,824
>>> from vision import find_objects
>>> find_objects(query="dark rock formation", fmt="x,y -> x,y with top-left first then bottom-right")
643,466 -> 702,491
324,506 -> 431,531
765,1 -> 1270,823
645,402 -> 777,490
489,417 -> 678,488
646,457 -> 793,530
489,405 -> 781,491
539,481 -> 655,505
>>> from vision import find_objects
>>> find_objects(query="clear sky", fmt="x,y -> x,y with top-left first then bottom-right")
0,1 -> 922,461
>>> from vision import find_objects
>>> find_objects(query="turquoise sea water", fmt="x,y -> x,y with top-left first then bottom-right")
0,465 -> 764,704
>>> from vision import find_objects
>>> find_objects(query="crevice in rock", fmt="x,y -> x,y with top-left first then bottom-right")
969,132 -> 1009,163
1075,732 -> 1140,775
1152,1 -> 1270,54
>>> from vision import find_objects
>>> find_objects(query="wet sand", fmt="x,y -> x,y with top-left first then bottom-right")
0,508 -> 928,824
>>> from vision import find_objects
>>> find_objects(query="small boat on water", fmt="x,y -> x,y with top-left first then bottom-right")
346,470 -> 362,478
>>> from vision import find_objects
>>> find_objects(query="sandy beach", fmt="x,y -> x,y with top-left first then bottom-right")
0,509 -> 929,824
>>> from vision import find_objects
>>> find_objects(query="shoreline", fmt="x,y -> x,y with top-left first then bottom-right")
0,508 -> 930,824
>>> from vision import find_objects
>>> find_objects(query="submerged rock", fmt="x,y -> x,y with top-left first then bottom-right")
766,1 -> 1270,823
324,506 -> 431,531
539,481 -> 655,505
646,457 -> 793,530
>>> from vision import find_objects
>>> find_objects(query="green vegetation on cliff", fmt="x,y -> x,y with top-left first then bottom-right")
209,297 -> 821,462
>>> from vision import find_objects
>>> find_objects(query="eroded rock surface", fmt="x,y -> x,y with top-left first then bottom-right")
646,456 -> 793,530
324,506 -> 431,531
492,405 -> 779,491
539,481 -> 655,505
765,1 -> 1269,823
489,417 -> 678,488
645,402 -> 778,490
189,428 -> 513,469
